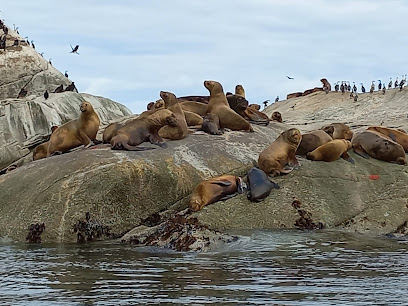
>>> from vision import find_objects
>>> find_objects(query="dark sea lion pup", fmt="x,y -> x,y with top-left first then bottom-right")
258,128 -> 302,177
189,175 -> 246,212
201,113 -> 223,135
271,111 -> 283,123
47,101 -> 100,157
246,167 -> 279,202
111,109 -> 178,150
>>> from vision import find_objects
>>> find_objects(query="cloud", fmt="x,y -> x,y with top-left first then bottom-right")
2,0 -> 408,113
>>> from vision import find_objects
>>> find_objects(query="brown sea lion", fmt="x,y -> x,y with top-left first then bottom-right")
296,130 -> 333,155
226,94 -> 248,117
47,102 -> 100,157
177,96 -> 209,104
366,126 -> 408,152
235,84 -> 245,97
306,139 -> 354,163
158,91 -> 188,140
154,99 -> 165,109
189,175 -> 244,212
321,123 -> 353,140
204,80 -> 254,132
111,109 -> 178,150
258,128 -> 302,177
320,78 -> 332,92
183,110 -> 203,126
244,108 -> 270,126
33,126 -> 60,161
271,111 -> 283,123
147,102 -> 155,110
201,113 -> 223,135
248,104 -> 261,110
103,123 -> 124,144
351,130 -> 407,164
180,101 -> 208,116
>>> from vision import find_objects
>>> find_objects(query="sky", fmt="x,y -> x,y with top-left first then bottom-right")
1,0 -> 408,114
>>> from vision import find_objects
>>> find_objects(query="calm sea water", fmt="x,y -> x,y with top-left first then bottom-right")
1,229 -> 407,305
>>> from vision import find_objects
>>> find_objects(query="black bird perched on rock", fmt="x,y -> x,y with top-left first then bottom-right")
395,77 -> 399,88
44,90 -> 49,100
40,52 -> 44,57
64,82 -> 77,92
31,40 -> 35,49
370,81 -> 375,93
334,82 -> 339,92
361,83 -> 365,93
286,75 -> 294,80
275,96 -> 279,103
352,82 -> 357,93
263,99 -> 270,108
388,77 -> 392,89
378,80 -> 382,90
53,85 -> 64,93
64,70 -> 68,78
70,44 -> 79,54
340,82 -> 345,93
17,88 -> 27,98
382,85 -> 386,95
347,82 -> 351,92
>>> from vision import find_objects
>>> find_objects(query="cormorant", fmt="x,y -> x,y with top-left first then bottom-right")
64,70 -> 69,78
17,88 -> 27,98
388,78 -> 392,89
44,90 -> 49,100
48,58 -> 52,66
70,44 -> 79,54
352,82 -> 357,93
395,77 -> 398,88
361,83 -> 365,93
275,96 -> 279,103
263,100 -> 270,108
340,82 -> 345,93
378,80 -> 382,90
286,76 -> 294,80
31,40 -> 35,49
347,82 -> 351,92
53,85 -> 64,93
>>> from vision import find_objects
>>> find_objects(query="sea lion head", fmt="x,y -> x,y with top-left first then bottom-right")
285,128 -> 302,145
272,111 -> 282,122
344,139 -> 352,150
159,91 -> 177,108
154,99 -> 165,109
80,102 -> 92,113
235,84 -> 245,96
165,113 -> 179,127
204,80 -> 224,95
321,125 -> 335,138
397,156 -> 407,165
147,102 -> 155,110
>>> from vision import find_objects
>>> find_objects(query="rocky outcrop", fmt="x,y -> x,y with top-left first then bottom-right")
0,24 -> 132,171
303,87 -> 323,96
287,92 -> 303,99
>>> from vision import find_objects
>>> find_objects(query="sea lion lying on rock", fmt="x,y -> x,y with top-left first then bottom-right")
271,111 -> 283,123
47,102 -> 100,157
296,130 -> 333,155
366,126 -> 408,152
306,139 -> 354,163
103,123 -> 124,144
158,91 -> 188,140
204,80 -> 254,132
258,128 -> 302,177
246,167 -> 279,202
351,130 -> 407,164
32,126 -> 60,161
189,175 -> 245,212
110,108 -> 178,150
321,123 -> 353,140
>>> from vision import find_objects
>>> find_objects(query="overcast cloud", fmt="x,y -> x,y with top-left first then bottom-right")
2,0 -> 407,113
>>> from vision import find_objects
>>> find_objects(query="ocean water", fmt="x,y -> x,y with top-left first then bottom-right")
1,229 -> 407,305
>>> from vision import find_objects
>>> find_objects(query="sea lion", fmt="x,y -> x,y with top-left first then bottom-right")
103,123 -> 124,144
271,111 -> 283,123
183,110 -> 203,126
235,84 -> 245,97
306,139 -> 354,163
147,102 -> 155,110
296,130 -> 333,155
366,126 -> 408,152
158,91 -> 188,140
248,104 -> 261,110
321,123 -> 353,140
189,175 -> 245,212
244,108 -> 270,126
201,113 -> 223,135
204,80 -> 254,132
47,102 -> 100,157
111,108 -> 178,150
153,99 -> 165,109
226,94 -> 248,117
258,128 -> 302,177
180,101 -> 208,116
246,167 -> 279,202
351,130 -> 407,164
32,126 -> 60,161
320,78 -> 332,92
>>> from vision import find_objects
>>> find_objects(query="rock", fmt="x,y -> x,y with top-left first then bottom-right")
287,92 -> 303,99
303,87 -> 324,96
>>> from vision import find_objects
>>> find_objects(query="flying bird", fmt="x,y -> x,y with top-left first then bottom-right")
286,76 -> 294,80
70,44 -> 79,54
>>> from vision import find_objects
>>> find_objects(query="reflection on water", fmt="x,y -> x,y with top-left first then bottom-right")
1,230 -> 407,305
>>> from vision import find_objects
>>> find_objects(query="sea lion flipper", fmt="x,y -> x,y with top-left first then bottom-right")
389,131 -> 397,142
353,146 -> 370,159
341,152 -> 355,164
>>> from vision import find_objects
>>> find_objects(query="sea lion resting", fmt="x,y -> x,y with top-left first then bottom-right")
204,80 -> 254,132
321,123 -> 353,140
351,130 -> 407,164
110,108 -> 178,150
189,175 -> 245,212
296,130 -> 333,155
180,101 -> 208,116
47,102 -> 100,157
258,128 -> 302,177
158,91 -> 188,140
366,126 -> 408,152
32,126 -> 60,161
271,111 -> 283,123
246,167 -> 279,202
306,139 -> 354,163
